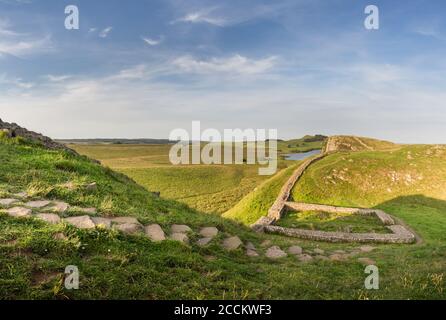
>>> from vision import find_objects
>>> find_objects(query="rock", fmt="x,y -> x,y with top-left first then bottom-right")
333,250 -> 346,254
25,200 -> 51,208
298,254 -> 314,263
0,198 -> 18,206
6,207 -> 32,217
222,236 -> 243,251
64,216 -> 96,229
144,224 -> 165,241
245,242 -> 256,251
199,227 -> 218,238
13,192 -> 28,198
266,246 -> 287,259
313,248 -> 325,255
246,249 -> 259,257
288,245 -> 303,255
91,217 -> 112,229
35,213 -> 61,224
47,201 -> 69,213
315,255 -> 329,261
114,223 -> 143,235
112,217 -> 140,225
329,254 -> 346,262
171,224 -> 192,233
53,233 -> 68,241
360,246 -> 376,253
170,232 -> 189,244
358,257 -> 376,266
85,182 -> 97,192
196,237 -> 212,247
78,207 -> 97,214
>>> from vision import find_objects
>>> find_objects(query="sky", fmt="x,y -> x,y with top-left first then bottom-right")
0,0 -> 446,143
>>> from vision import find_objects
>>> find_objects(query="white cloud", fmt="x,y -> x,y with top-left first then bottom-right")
141,36 -> 163,46
99,26 -> 112,38
0,35 -> 51,57
46,75 -> 72,82
0,74 -> 34,89
172,55 -> 277,75
109,64 -> 150,80
173,8 -> 226,26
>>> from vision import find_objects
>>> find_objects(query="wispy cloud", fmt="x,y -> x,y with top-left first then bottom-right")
141,36 -> 163,46
0,74 -> 34,89
0,35 -> 51,57
172,55 -> 277,75
173,8 -> 226,26
99,26 -> 113,38
45,74 -> 72,82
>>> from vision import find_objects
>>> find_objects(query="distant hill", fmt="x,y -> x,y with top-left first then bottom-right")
56,138 -> 175,145
325,135 -> 397,153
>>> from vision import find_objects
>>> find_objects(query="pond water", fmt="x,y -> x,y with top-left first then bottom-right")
284,149 -> 321,161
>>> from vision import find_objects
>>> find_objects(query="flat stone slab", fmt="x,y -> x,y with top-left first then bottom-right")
77,207 -> 97,214
46,201 -> 69,213
315,255 -> 329,261
223,236 -> 243,251
246,249 -> 259,257
329,253 -> 346,261
199,227 -> 218,238
298,254 -> 314,263
112,217 -> 140,225
170,232 -> 189,244
144,224 -> 165,242
13,192 -> 28,198
245,242 -> 256,251
91,217 -> 112,229
0,199 -> 19,206
35,213 -> 61,224
114,223 -> 143,235
25,200 -> 51,208
313,248 -> 325,255
266,246 -> 287,259
65,216 -> 96,229
196,237 -> 213,247
288,245 -> 303,255
171,224 -> 192,233
6,207 -> 32,217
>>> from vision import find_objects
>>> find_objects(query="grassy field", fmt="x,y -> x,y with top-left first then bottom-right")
276,210 -> 391,234
1,135 -> 445,299
70,143 -> 294,214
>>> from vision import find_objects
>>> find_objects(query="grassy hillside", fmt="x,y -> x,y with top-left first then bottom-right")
325,136 -> 397,153
1,135 -> 445,299
277,135 -> 327,154
292,144 -> 446,208
223,164 -> 300,225
70,144 -> 290,214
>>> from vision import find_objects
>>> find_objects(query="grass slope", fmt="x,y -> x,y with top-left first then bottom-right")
223,164 -> 300,225
1,135 -> 445,299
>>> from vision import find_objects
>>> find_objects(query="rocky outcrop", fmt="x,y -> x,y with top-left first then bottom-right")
0,118 -> 78,155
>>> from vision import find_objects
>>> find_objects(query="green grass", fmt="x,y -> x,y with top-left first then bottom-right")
276,210 -> 391,234
70,143 -> 292,214
1,135 -> 445,299
223,164 -> 300,225
277,135 -> 326,154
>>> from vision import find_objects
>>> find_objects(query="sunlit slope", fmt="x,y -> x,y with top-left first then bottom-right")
292,144 -> 446,208
223,163 -> 300,225
325,136 -> 398,153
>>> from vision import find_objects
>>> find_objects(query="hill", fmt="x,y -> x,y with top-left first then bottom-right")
1,130 -> 445,299
325,136 -> 397,153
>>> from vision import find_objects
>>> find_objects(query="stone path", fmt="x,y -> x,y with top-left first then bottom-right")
250,138 -> 418,244
0,193 -> 378,265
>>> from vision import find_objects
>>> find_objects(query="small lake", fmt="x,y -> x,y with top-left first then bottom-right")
284,149 -> 321,161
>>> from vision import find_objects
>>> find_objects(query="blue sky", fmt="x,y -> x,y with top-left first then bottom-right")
0,0 -> 446,142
